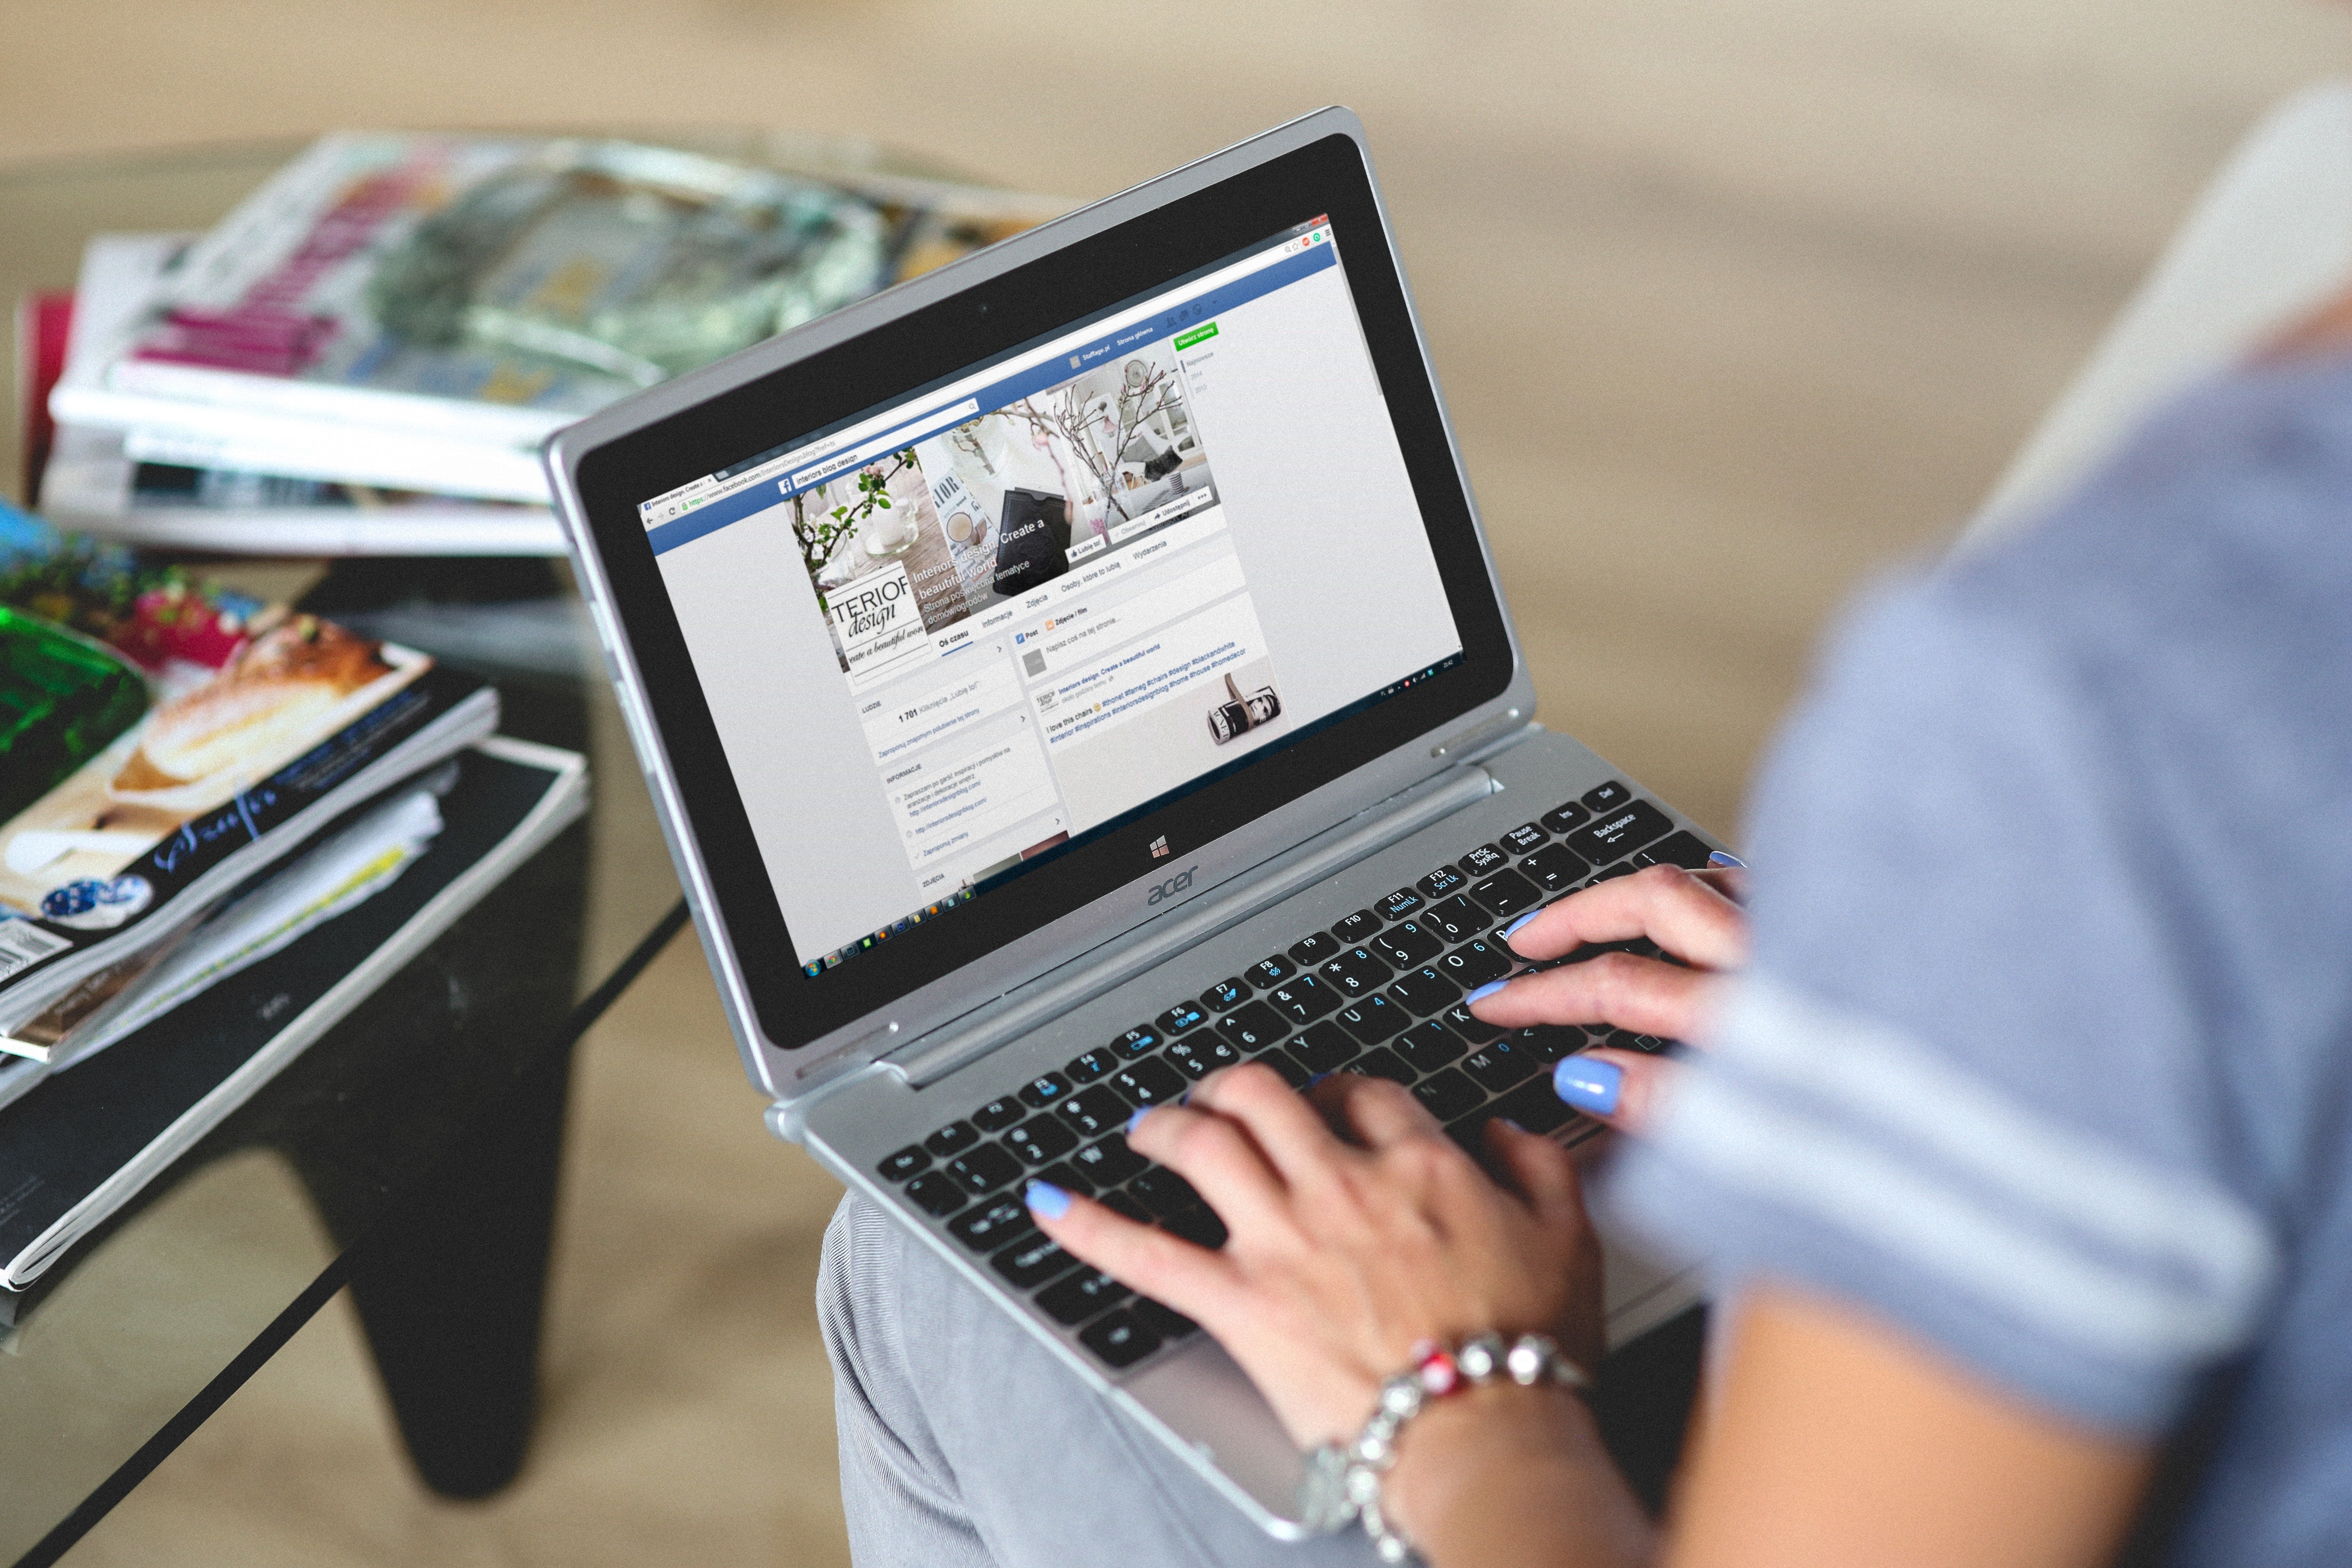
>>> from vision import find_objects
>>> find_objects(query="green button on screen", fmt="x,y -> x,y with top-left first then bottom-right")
1173,322 -> 1218,351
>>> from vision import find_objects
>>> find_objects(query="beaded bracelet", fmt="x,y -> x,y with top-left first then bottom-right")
1296,1332 -> 1589,1563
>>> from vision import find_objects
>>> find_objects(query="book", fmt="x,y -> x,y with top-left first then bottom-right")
0,736 -> 588,1289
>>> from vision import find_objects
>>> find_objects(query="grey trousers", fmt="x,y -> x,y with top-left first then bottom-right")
818,1192 -> 1386,1567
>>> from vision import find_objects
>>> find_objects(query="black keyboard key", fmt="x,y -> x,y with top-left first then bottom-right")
1412,1067 -> 1484,1121
1156,1000 -> 1208,1036
1113,1057 -> 1187,1106
1587,862 -> 1636,885
1633,830 -> 1714,871
1348,1046 -> 1417,1085
1072,1133 -> 1148,1187
1037,1268 -> 1130,1325
1128,1167 -> 1200,1217
1468,869 -> 1540,921
1262,1051 -> 1312,1089
1582,779 -> 1632,812
1397,1020 -> 1469,1073
1079,1310 -> 1161,1368
876,1145 -> 930,1181
993,1231 -> 1084,1289
1320,945 -> 1393,997
1289,1019 -> 1362,1074
903,1171 -> 965,1217
1099,1190 -> 1153,1224
1130,1297 -> 1201,1339
924,1121 -> 980,1158
948,1193 -> 1034,1251
1377,887 -> 1425,921
1389,965 -> 1461,1014
1417,864 -> 1468,899
1459,842 -> 1509,878
1441,1000 -> 1508,1045
971,1097 -> 1025,1133
1461,1038 -> 1542,1094
1331,909 -> 1381,944
1215,1000 -> 1289,1053
1018,1072 -> 1072,1109
1005,1116 -> 1080,1165
1059,1084 -> 1133,1138
1112,1026 -> 1162,1058
1066,1047 -> 1118,1083
1500,821 -> 1549,854
1161,1205 -> 1228,1250
1566,800 -> 1675,863
1491,1073 -> 1581,1135
1539,800 -> 1592,835
947,1143 -> 1024,1197
1167,1033 -> 1242,1078
1435,937 -> 1513,988
1423,894 -> 1484,943
1201,976 -> 1252,1011
1334,993 -> 1409,1045
1032,1161 -> 1093,1197
1510,1024 -> 1588,1063
1265,974 -> 1342,1024
1519,842 -> 1589,894
1246,955 -> 1296,987
1371,919 -> 1442,968
1288,930 -> 1342,965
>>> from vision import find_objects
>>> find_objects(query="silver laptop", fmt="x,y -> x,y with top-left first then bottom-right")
547,107 -> 1708,1535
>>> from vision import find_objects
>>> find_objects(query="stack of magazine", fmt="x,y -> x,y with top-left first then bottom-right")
0,500 -> 587,1289
31,131 -> 1062,554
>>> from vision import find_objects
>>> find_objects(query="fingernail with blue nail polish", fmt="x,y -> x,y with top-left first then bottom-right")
1708,849 -> 1746,869
1554,1056 -> 1623,1115
1465,978 -> 1510,1004
1499,1118 -> 1527,1134
1125,1107 -> 1151,1136
1025,1180 -> 1071,1220
1306,1072 -> 1332,1089
1503,910 -> 1542,941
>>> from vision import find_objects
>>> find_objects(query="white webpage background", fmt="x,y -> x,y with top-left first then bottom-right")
656,246 -> 1461,965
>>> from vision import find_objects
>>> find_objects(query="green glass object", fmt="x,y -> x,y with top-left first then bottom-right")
0,606 -> 150,826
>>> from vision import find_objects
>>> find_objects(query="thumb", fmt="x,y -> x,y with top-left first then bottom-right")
1553,1048 -> 1681,1136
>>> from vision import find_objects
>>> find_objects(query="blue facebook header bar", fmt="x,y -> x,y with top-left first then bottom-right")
646,238 -> 1338,558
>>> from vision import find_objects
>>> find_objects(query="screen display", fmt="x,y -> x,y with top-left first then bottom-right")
635,216 -> 1464,975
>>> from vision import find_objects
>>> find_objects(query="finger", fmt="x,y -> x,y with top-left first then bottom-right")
1177,1061 -> 1355,1191
1313,1069 -> 1444,1148
1500,865 -> 1749,969
1026,1183 -> 1237,1321
1552,1047 -> 1683,1135
1120,1099 -> 1292,1233
1472,951 -> 1727,1040
1482,1118 -> 1583,1229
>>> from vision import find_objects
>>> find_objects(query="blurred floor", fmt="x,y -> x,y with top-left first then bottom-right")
8,0 -> 2348,1563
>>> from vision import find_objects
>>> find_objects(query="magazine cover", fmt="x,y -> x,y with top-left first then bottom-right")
0,500 -> 497,1040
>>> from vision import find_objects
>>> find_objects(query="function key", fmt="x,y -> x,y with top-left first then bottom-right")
1112,1026 -> 1163,1058
1200,976 -> 1252,1011
1417,864 -> 1468,899
1156,1000 -> 1208,1035
1018,1072 -> 1073,1109
1246,955 -> 1296,988
1037,1268 -> 1130,1326
1581,779 -> 1632,812
1519,842 -> 1588,893
903,1171 -> 967,1217
1538,801 -> 1592,836
971,1097 -> 1026,1133
1499,822 -> 1549,855
876,1145 -> 931,1181
946,1143 -> 1024,1197
1565,799 -> 1674,862
1632,830 -> 1713,870
1376,887 -> 1425,921
1078,1309 -> 1162,1369
1331,909 -> 1382,944
923,1121 -> 980,1158
1005,1118 -> 1078,1165
1288,931 -> 1342,965
1066,1047 -> 1118,1083
1468,869 -> 1540,921
1459,843 -> 1509,878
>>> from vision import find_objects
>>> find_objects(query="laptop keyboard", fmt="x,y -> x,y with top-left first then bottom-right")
869,781 -> 1712,1372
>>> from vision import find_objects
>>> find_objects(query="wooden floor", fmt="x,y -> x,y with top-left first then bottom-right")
4,0 -> 2346,1562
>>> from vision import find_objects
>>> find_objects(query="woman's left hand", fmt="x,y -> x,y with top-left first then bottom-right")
1025,1063 -> 1604,1452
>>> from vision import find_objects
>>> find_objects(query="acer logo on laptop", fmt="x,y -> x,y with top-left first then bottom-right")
1146,865 -> 1196,906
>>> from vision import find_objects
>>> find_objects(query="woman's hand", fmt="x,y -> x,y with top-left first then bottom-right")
1027,1063 -> 1602,1452
1470,862 -> 1750,1130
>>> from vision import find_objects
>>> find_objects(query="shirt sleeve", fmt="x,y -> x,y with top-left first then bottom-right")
1604,553 -> 2283,1436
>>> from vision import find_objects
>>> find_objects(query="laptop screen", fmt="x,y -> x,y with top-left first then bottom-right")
636,215 -> 1465,974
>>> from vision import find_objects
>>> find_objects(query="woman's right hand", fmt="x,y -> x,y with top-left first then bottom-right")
1467,862 -> 1750,1132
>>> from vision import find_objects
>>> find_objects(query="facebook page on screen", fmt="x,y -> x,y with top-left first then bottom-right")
641,217 -> 1464,974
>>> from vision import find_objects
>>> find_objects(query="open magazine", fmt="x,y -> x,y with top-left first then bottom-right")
0,502 -> 499,1085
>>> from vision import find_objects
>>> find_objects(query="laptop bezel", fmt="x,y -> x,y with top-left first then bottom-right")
547,107 -> 1536,1101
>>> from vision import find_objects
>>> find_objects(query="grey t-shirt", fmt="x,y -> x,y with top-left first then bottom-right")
1610,355 -> 2352,1565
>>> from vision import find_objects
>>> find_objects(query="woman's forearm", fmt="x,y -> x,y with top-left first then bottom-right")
1384,1383 -> 1657,1568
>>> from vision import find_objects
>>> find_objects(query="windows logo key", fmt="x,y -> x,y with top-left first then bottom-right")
1148,835 -> 1170,859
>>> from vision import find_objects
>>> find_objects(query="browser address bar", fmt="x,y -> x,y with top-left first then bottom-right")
788,398 -> 981,491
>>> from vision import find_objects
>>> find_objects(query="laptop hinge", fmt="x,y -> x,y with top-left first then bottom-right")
885,753 -> 1511,1090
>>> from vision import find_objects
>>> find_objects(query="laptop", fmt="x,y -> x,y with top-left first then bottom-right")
547,107 -> 1710,1535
